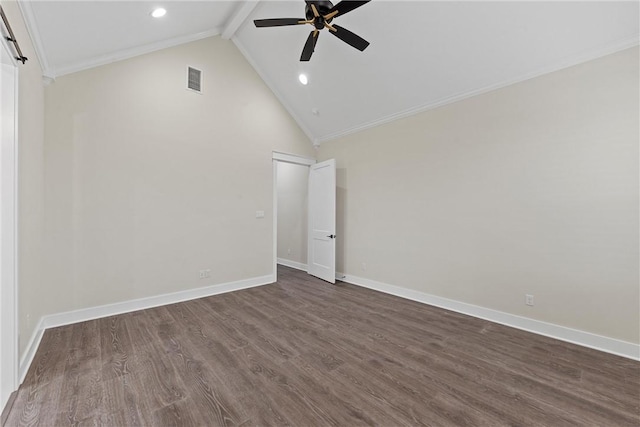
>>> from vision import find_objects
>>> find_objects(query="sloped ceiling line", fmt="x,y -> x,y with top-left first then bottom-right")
18,1 -> 239,79
235,1 -> 639,145
15,0 -> 640,146
52,27 -> 223,78
232,34 -> 317,145
314,36 -> 640,144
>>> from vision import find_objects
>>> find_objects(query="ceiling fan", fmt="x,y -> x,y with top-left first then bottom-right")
253,0 -> 371,61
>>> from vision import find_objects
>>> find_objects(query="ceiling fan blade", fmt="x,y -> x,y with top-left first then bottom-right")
325,0 -> 370,18
254,18 -> 306,27
300,30 -> 319,61
329,24 -> 369,51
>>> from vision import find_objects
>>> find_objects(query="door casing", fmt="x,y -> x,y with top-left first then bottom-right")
0,32 -> 19,413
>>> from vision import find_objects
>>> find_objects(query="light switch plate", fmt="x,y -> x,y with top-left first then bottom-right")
256,210 -> 265,218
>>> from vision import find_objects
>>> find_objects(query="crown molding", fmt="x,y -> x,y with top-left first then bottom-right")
232,35 -> 316,145
315,36 -> 640,145
14,2 -> 223,78
16,0 -> 52,76
52,27 -> 222,78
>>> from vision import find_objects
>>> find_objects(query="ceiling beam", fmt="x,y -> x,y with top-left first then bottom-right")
221,1 -> 260,40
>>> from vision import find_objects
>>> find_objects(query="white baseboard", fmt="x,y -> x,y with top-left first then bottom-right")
277,258 -> 308,272
20,271 -> 638,383
337,272 -> 640,361
18,274 -> 275,383
18,317 -> 46,384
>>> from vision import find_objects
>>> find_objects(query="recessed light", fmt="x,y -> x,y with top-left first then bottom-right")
298,74 -> 308,85
151,8 -> 166,18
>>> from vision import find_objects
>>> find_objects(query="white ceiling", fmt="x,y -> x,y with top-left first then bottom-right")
19,1 -> 640,144
21,1 -> 239,76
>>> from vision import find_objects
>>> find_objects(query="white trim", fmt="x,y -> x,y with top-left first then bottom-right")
272,151 -> 316,166
277,258 -> 308,271
222,1 -> 260,40
19,273 -> 275,383
273,160 -> 278,282
0,36 -> 19,412
312,37 -> 640,144
11,50 -> 19,398
233,36 -> 316,145
16,1 -> 51,76
338,272 -> 640,361
51,28 -> 221,78
18,0 -> 222,79
17,317 -> 44,384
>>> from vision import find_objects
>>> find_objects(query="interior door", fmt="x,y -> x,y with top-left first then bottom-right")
307,159 -> 336,283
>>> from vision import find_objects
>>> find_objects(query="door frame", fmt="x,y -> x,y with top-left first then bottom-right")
0,32 -> 19,412
272,151 -> 316,282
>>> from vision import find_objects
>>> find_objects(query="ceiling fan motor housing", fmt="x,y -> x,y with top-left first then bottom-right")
306,0 -> 335,26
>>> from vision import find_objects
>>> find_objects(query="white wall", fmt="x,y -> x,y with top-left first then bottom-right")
277,162 -> 308,267
0,1 -> 46,358
317,47 -> 639,344
41,36 -> 314,321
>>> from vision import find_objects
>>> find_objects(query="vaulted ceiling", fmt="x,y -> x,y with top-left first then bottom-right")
18,1 -> 640,144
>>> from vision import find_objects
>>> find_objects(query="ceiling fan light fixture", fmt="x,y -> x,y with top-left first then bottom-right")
151,8 -> 167,18
298,73 -> 309,85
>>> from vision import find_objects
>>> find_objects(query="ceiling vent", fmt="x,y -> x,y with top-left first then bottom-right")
187,66 -> 202,93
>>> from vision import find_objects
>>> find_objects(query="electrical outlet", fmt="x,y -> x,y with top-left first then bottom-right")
525,294 -> 534,306
361,262 -> 367,271
287,248 -> 291,256
199,269 -> 211,279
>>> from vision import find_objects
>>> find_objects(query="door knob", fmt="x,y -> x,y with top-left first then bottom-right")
327,234 -> 336,239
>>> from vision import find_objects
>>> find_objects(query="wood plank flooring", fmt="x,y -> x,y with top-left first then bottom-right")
5,266 -> 639,426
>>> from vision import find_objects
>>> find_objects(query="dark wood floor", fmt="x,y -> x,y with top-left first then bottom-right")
5,266 -> 639,426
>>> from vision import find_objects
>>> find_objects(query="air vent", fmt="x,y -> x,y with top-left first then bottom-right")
187,66 -> 202,93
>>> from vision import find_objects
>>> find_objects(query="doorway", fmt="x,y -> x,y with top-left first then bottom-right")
276,161 -> 310,271
272,152 -> 315,281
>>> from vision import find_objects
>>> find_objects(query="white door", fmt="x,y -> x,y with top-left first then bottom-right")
307,159 -> 336,284
0,32 -> 18,411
